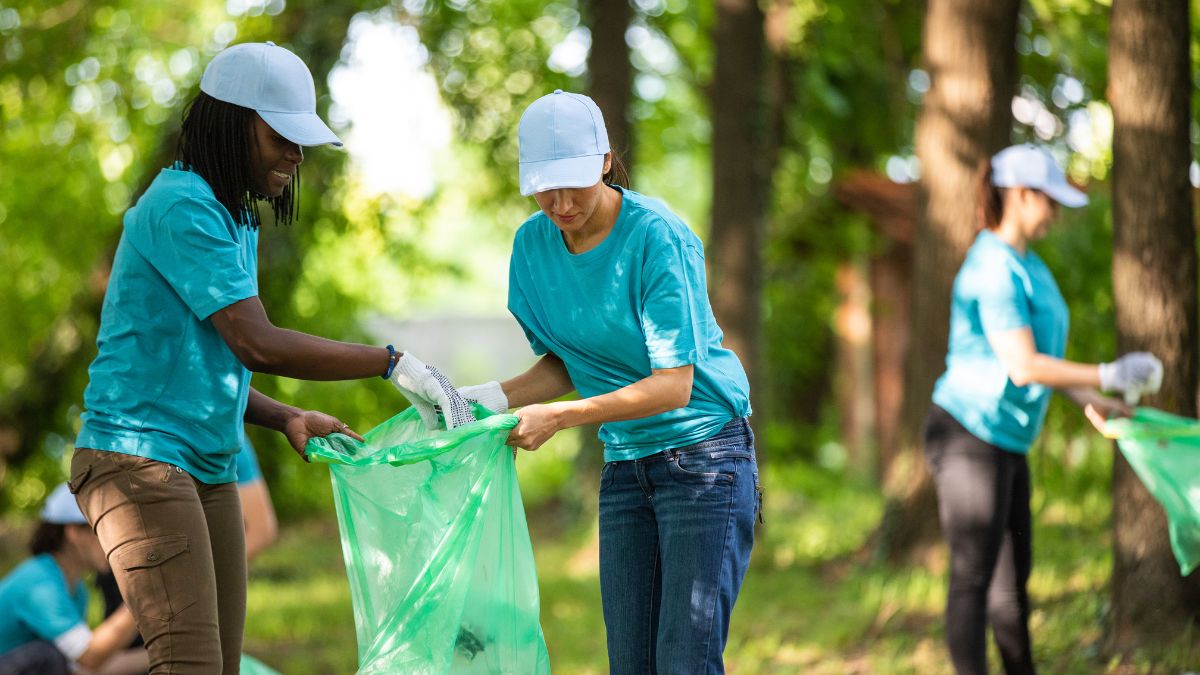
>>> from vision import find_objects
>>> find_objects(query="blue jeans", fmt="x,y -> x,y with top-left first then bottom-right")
599,418 -> 760,675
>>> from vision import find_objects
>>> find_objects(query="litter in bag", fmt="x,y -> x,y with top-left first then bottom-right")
1101,407 -> 1200,576
306,406 -> 551,674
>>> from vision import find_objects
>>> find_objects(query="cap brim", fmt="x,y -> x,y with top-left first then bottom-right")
1044,181 -> 1088,208
519,154 -> 604,196
259,110 -> 343,148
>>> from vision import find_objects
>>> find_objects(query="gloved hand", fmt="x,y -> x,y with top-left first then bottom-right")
1099,352 -> 1164,405
458,381 -> 509,414
390,353 -> 477,430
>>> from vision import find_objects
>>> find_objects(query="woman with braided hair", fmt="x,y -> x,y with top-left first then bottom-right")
68,42 -> 467,672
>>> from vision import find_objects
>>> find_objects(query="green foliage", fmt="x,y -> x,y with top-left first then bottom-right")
759,0 -> 923,461
408,0 -> 582,206
0,0 -> 233,511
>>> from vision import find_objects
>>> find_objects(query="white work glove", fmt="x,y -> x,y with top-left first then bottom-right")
1098,352 -> 1164,405
458,381 -> 509,415
390,353 -> 478,430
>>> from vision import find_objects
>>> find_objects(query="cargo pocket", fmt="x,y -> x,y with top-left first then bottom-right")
67,461 -> 92,495
115,534 -> 197,621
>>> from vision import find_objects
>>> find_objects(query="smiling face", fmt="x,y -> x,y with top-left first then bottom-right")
249,115 -> 303,198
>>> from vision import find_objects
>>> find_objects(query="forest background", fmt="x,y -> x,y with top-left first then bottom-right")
1,0 -> 1199,672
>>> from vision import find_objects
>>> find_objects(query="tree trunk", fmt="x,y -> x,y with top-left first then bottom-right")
1107,0 -> 1200,650
569,0 -> 637,520
585,0 -> 634,166
710,0 -> 767,446
871,241 -> 912,480
877,0 -> 1019,560
834,261 -> 876,474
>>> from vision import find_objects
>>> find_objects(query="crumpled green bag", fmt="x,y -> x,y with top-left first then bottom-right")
306,406 -> 551,674
1101,407 -> 1200,575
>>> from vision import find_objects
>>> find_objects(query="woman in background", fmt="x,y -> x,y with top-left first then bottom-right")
924,143 -> 1162,674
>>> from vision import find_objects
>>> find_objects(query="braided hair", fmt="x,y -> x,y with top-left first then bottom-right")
178,91 -> 298,228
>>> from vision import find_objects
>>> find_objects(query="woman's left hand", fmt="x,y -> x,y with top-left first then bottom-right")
283,410 -> 364,461
1083,395 -> 1132,433
508,403 -> 565,452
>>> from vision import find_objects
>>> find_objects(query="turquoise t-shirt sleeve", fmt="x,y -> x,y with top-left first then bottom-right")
127,196 -> 258,321
640,229 -> 709,370
971,258 -> 1031,335
15,574 -> 85,642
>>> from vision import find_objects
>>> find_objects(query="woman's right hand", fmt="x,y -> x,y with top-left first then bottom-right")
1098,352 -> 1163,399
507,403 -> 567,451
283,410 -> 363,461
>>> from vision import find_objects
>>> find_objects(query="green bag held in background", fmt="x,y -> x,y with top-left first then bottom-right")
306,407 -> 551,674
1101,407 -> 1200,576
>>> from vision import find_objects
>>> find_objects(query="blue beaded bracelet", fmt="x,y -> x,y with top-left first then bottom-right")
381,344 -> 398,380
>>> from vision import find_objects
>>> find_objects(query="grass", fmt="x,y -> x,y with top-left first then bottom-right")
2,430 -> 1197,673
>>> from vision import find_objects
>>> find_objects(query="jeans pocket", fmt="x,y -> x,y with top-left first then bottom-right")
114,534 -> 197,622
669,452 -> 739,485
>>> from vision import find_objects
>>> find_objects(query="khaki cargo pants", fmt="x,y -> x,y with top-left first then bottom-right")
70,448 -> 246,674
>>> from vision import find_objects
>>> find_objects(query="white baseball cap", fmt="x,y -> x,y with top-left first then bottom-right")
41,483 -> 88,526
518,90 -> 610,196
200,41 -> 342,148
991,144 -> 1087,208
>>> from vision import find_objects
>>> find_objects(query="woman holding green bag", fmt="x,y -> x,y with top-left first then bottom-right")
923,144 -> 1163,674
458,90 -> 758,675
68,41 -> 468,673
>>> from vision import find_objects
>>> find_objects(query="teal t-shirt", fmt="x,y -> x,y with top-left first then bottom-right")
508,187 -> 751,462
0,554 -> 89,657
235,429 -> 263,486
76,164 -> 259,483
932,229 -> 1069,453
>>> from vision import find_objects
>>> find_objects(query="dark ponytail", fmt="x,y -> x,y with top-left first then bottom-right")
603,151 -> 630,189
977,159 -> 1005,231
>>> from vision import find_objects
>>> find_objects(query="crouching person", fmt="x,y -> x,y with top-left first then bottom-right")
0,484 -> 146,675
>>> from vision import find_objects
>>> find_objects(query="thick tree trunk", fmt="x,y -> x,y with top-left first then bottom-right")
1108,0 -> 1200,650
877,0 -> 1019,559
710,0 -> 767,446
585,0 -> 634,166
570,0 -> 636,519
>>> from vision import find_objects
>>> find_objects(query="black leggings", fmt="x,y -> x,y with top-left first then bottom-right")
923,405 -> 1036,675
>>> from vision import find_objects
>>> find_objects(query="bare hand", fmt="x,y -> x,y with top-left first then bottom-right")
507,403 -> 565,452
1084,395 -> 1132,433
283,410 -> 364,461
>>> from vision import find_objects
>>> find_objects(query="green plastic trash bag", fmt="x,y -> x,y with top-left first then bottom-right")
1101,407 -> 1200,575
306,407 -> 551,674
239,653 -> 281,675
